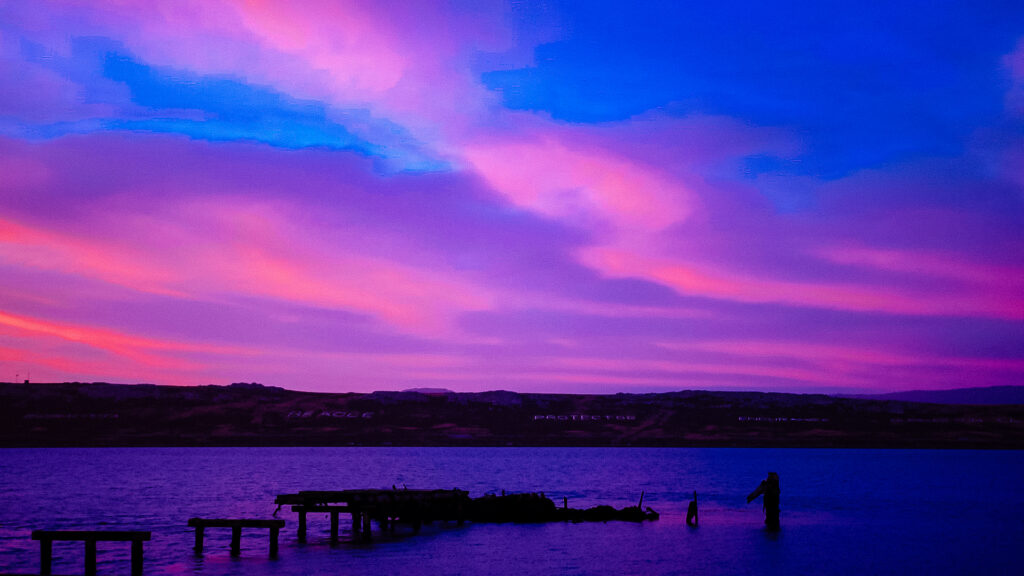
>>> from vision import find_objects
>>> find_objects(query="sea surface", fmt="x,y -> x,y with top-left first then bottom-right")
0,447 -> 1021,575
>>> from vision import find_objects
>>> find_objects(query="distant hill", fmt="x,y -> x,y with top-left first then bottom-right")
843,386 -> 1024,405
1,382 -> 1021,449
403,388 -> 456,395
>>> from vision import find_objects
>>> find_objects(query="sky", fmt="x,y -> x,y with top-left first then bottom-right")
1,0 -> 1023,394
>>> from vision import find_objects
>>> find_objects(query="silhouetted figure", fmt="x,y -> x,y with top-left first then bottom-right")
686,491 -> 699,526
746,472 -> 781,530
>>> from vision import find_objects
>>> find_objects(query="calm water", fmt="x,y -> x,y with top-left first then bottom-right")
0,448 -> 1021,575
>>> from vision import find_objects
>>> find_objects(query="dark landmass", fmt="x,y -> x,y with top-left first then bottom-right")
843,385 -> 1024,405
1,382 -> 1021,449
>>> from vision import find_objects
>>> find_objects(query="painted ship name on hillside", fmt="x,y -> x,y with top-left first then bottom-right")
286,410 -> 374,419
533,414 -> 637,422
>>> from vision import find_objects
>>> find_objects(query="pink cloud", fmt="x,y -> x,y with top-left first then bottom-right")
580,244 -> 1024,320
233,0 -> 408,95
0,309 -> 242,356
0,197 -> 496,335
2,5 -> 1021,395
681,340 -> 1024,374
0,134 -> 507,341
0,215 -> 191,298
42,0 -> 514,142
200,201 -> 497,331
0,309 -> 254,383
455,113 -> 828,327
656,339 -> 1024,392
458,111 -> 797,234
547,356 -> 866,388
818,245 -> 1024,290
463,134 -> 693,233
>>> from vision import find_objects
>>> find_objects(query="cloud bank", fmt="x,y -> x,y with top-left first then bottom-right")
1,0 -> 1022,393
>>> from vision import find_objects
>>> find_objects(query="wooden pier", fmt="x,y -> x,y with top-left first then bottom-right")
275,489 -> 470,543
10,488 -> 658,572
31,530 -> 150,576
274,488 -> 659,544
187,518 -> 285,557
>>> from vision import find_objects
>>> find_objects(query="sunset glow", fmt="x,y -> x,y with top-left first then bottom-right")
1,0 -> 1022,393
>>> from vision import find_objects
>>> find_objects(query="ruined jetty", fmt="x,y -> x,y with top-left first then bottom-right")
471,492 -> 659,523
275,488 -> 658,543
275,489 -> 470,542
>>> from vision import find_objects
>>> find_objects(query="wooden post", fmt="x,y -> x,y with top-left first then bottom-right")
269,526 -> 279,558
330,510 -> 339,543
230,526 -> 241,557
297,510 -> 307,543
351,512 -> 361,540
39,537 -> 52,576
131,539 -> 144,576
194,525 -> 205,554
85,539 -> 97,576
362,512 -> 372,541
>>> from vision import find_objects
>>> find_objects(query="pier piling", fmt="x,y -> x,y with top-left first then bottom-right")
187,519 -> 285,558
230,527 -> 241,556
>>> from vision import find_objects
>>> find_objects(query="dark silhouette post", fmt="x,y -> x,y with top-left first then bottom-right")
746,472 -> 781,530
686,491 -> 699,526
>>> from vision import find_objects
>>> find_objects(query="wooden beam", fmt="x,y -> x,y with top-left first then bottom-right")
32,530 -> 151,542
187,518 -> 285,529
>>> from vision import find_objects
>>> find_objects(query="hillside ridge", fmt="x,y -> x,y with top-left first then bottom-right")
2,382 -> 1021,448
